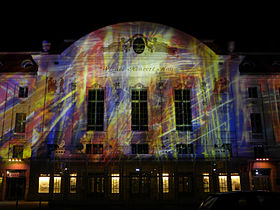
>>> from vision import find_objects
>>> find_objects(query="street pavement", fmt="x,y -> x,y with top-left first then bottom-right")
0,200 -> 198,210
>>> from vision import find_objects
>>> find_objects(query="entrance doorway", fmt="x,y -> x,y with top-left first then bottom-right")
252,168 -> 271,191
130,172 -> 151,199
5,170 -> 26,200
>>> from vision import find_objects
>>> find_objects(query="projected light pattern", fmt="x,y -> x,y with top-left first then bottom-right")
1,22 -> 275,163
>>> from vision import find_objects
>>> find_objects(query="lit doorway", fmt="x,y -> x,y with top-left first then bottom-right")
251,169 -> 271,191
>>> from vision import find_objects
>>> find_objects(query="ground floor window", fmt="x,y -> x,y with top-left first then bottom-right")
111,174 -> 120,194
202,173 -> 210,192
162,173 -> 169,193
231,173 -> 241,191
70,173 -> 77,193
38,174 -> 50,193
90,176 -> 104,193
218,173 -> 228,192
53,175 -> 61,193
178,174 -> 192,193
130,174 -> 150,194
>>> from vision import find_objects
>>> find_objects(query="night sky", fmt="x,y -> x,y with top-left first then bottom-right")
1,2 -> 279,53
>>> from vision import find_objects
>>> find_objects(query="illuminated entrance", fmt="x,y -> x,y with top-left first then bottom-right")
252,169 -> 271,191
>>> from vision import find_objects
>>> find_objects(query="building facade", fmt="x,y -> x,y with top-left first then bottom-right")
1,22 -> 280,204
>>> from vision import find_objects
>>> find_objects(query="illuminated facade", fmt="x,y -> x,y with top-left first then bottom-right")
1,22 -> 280,204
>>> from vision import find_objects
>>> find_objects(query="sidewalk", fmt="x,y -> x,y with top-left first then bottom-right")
0,200 -> 198,210
0,201 -> 49,210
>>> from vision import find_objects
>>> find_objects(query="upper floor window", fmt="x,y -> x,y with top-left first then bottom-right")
87,89 -> 104,131
12,145 -> 23,159
86,144 -> 103,154
19,87 -> 28,98
176,144 -> 193,154
174,89 -> 192,131
15,113 -> 26,133
248,87 -> 258,98
250,113 -> 263,133
131,144 -> 149,154
131,89 -> 148,131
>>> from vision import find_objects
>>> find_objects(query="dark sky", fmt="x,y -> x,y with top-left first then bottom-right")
1,2 -> 279,53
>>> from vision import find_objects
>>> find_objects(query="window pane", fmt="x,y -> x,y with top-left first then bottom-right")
96,177 -> 104,193
162,173 -> 169,193
13,145 -> 23,159
70,174 -> 77,193
140,90 -> 147,100
131,89 -> 148,131
87,89 -> 104,131
15,113 -> 26,133
131,144 -> 136,154
111,174 -> 120,193
96,90 -> 104,100
53,177 -> 61,193
38,176 -> 50,193
251,113 -> 262,133
19,87 -> 28,98
88,90 -> 96,100
231,175 -> 241,191
90,177 -> 95,192
131,177 -> 140,194
218,175 -> 228,192
248,87 -> 258,98
175,90 -> 192,132
202,173 -> 210,192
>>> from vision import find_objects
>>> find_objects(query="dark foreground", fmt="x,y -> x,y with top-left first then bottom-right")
0,200 -> 198,210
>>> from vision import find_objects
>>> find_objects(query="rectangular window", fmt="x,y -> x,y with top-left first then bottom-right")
250,113 -> 263,133
130,174 -> 149,194
19,87 -> 28,98
131,89 -> 148,131
248,87 -> 258,98
231,173 -> 241,191
254,145 -> 265,158
86,144 -> 103,154
202,173 -> 210,192
70,173 -> 77,193
218,173 -> 228,192
174,89 -> 192,131
15,113 -> 26,133
178,175 -> 192,193
53,175 -> 61,193
87,89 -> 104,131
162,173 -> 169,193
176,144 -> 193,154
38,174 -> 50,193
12,145 -> 24,159
111,174 -> 120,194
131,144 -> 149,154
131,176 -> 140,194
90,176 -> 104,193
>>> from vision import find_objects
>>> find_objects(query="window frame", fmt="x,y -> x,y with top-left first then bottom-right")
12,145 -> 24,159
248,87 -> 258,98
250,113 -> 263,133
176,143 -> 193,154
174,89 -> 192,132
86,144 -> 103,154
131,88 -> 148,131
131,144 -> 149,154
111,174 -> 120,194
15,113 -> 26,133
87,89 -> 104,131
18,86 -> 28,98
178,174 -> 193,193
38,174 -> 50,193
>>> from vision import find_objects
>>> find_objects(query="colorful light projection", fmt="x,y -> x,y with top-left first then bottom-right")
2,22 -> 273,163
